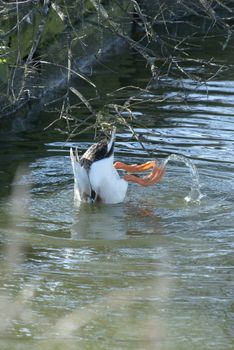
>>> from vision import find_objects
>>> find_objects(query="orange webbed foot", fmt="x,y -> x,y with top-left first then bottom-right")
114,161 -> 156,173
124,165 -> 165,186
145,164 -> 165,183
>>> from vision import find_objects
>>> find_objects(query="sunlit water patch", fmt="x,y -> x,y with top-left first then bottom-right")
0,48 -> 233,350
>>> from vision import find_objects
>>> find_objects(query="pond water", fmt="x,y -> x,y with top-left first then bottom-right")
0,40 -> 233,350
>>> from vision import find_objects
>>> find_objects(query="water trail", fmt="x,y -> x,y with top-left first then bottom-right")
161,154 -> 203,203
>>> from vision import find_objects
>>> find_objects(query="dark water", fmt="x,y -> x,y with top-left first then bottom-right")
0,41 -> 233,350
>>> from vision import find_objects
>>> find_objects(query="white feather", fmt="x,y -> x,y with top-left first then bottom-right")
89,155 -> 128,204
70,129 -> 128,204
107,127 -> 116,153
70,148 -> 91,201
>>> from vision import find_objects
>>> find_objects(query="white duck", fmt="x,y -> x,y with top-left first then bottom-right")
70,128 -> 165,204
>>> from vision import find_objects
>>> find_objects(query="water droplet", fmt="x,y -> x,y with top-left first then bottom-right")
161,154 -> 203,204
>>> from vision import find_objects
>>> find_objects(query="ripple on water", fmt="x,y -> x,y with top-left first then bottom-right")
1,49 -> 234,350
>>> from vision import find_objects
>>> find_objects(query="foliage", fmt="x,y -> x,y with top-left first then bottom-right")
0,0 -> 233,134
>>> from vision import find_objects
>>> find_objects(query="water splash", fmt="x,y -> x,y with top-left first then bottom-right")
161,154 -> 203,203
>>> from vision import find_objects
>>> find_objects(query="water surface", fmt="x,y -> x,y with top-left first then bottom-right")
0,42 -> 233,350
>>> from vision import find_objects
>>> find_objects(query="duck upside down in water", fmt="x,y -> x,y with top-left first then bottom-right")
70,128 -> 165,204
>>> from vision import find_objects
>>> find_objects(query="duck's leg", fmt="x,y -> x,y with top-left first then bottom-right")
114,161 -> 156,173
123,164 -> 165,186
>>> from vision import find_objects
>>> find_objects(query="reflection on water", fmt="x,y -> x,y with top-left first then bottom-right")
0,44 -> 234,350
72,202 -> 163,240
71,203 -> 128,239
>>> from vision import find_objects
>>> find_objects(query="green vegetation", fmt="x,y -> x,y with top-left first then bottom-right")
0,0 -> 233,133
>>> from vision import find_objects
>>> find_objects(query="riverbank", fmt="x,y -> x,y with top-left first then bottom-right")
0,0 -> 233,133
0,0 -> 132,132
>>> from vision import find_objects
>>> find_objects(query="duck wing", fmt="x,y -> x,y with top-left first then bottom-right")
80,127 -> 115,168
80,140 -> 114,168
